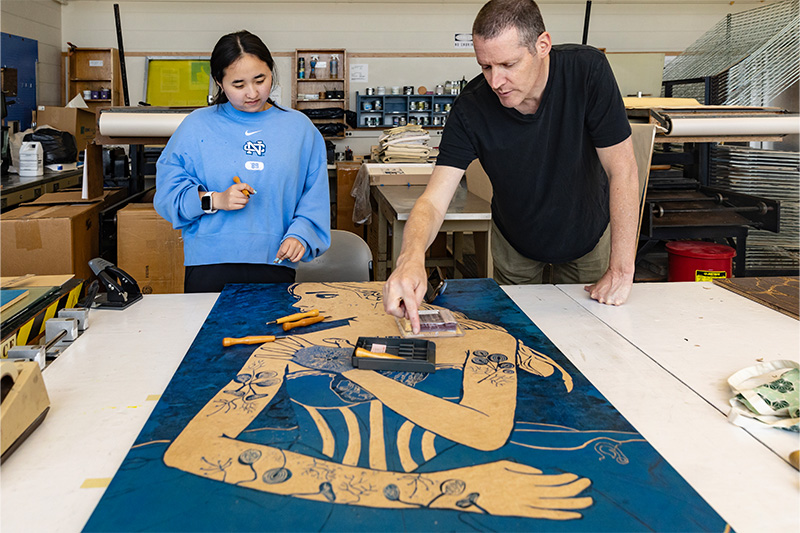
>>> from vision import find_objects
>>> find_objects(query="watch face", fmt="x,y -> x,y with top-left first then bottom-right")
202,194 -> 212,211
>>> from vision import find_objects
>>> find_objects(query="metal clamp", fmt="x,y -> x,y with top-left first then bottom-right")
6,345 -> 46,370
57,307 -> 90,331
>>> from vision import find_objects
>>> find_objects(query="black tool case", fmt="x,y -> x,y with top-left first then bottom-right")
352,337 -> 436,373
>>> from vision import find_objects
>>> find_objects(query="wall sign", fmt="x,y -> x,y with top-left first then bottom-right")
349,63 -> 368,83
454,33 -> 473,49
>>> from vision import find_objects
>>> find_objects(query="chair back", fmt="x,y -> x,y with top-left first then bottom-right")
295,230 -> 373,282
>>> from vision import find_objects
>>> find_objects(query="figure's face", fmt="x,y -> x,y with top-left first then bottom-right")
473,26 -> 551,113
290,283 -> 382,313
217,53 -> 273,113
292,284 -> 341,310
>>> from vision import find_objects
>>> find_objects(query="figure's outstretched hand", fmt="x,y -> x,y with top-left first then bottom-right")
428,460 -> 592,520
584,267 -> 633,306
383,258 -> 428,334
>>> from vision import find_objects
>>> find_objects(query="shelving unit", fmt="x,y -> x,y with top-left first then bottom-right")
65,48 -> 123,109
291,49 -> 348,139
355,92 -> 456,129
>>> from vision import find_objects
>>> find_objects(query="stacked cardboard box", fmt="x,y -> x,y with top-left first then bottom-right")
116,204 -> 184,294
1,190 -> 126,282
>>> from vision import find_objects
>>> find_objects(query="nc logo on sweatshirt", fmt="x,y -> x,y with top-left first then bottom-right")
243,140 -> 266,157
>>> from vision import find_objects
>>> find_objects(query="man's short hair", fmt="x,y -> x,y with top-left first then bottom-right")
472,0 -> 547,50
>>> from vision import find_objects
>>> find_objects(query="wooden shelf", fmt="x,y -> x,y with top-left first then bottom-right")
64,48 -> 123,107
297,99 -> 346,103
292,48 -> 348,139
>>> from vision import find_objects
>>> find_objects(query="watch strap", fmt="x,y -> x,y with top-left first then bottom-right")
202,191 -> 218,214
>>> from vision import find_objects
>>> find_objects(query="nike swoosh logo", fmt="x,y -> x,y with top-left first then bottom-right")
245,130 -> 262,136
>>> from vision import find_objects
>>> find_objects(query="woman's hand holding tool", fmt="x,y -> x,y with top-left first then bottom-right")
233,176 -> 256,197
212,181 -> 254,211
273,237 -> 306,264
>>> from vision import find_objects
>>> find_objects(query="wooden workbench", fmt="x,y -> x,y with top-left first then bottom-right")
371,184 -> 493,280
0,168 -> 83,211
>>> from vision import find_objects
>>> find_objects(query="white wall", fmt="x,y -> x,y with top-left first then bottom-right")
4,1 -> 777,106
54,1 -> 773,107
2,0 -> 784,154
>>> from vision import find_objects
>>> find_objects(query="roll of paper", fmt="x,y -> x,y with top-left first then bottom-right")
667,115 -> 800,136
98,112 -> 191,137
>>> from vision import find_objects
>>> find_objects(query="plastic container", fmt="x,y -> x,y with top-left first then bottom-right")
19,141 -> 44,177
666,241 -> 736,282
352,336 -> 436,373
329,54 -> 338,79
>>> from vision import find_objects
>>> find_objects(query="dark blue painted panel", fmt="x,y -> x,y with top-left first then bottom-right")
1,33 -> 38,131
85,280 -> 730,532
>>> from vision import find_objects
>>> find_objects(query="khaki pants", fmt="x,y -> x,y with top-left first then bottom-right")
492,222 -> 611,285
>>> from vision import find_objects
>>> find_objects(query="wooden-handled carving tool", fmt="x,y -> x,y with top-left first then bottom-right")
354,347 -> 405,360
222,335 -> 286,347
266,309 -> 320,326
282,315 -> 328,332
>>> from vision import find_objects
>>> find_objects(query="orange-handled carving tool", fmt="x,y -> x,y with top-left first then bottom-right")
233,176 -> 254,197
267,309 -> 320,326
282,315 -> 328,332
354,347 -> 405,360
223,335 -> 287,347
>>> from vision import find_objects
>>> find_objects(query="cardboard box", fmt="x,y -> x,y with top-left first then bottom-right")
365,163 -> 433,186
117,204 -> 184,294
35,106 -> 96,152
27,188 -> 128,212
1,190 -> 129,282
2,203 -> 100,282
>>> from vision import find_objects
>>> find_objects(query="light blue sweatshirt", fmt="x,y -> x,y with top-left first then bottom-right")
154,102 -> 330,267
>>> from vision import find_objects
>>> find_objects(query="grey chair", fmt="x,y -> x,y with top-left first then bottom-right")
295,230 -> 373,282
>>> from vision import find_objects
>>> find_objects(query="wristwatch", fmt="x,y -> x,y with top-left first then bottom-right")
201,191 -> 218,214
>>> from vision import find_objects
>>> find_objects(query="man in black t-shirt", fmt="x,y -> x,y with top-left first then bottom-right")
384,0 -> 639,333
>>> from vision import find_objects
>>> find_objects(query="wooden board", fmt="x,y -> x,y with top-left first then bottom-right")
714,276 -> 799,320
85,280 -> 729,532
0,290 -> 29,313
0,275 -> 74,289
336,162 -> 362,233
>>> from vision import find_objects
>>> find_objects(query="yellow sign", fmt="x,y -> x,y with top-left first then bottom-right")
695,270 -> 728,281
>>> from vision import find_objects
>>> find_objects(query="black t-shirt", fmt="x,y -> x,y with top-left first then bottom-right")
437,44 -> 631,263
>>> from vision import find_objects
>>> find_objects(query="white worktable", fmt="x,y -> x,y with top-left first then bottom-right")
506,282 -> 799,533
0,293 -> 219,533
1,283 -> 797,532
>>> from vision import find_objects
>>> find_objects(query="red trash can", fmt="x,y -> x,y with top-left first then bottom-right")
665,241 -> 736,282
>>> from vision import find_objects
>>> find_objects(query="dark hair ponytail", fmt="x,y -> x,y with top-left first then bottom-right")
210,30 -> 282,109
